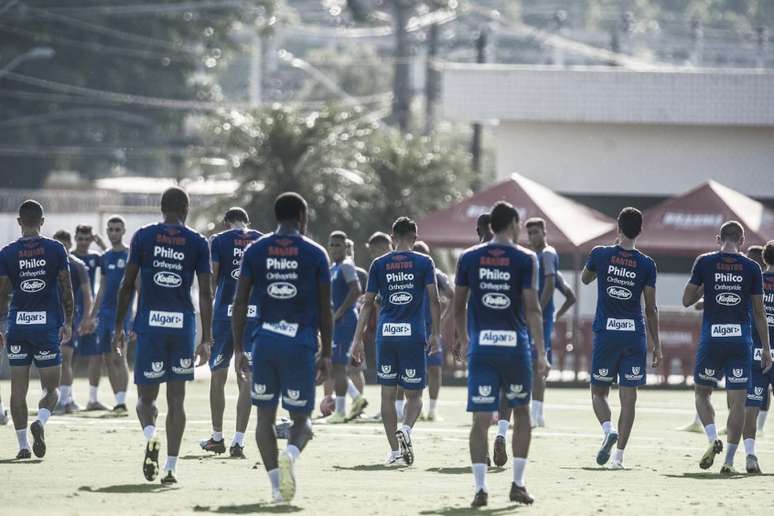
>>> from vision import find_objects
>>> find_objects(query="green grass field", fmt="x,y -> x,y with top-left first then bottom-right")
1,378 -> 772,515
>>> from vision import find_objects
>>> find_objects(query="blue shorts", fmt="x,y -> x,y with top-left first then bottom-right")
531,317 -> 554,365
466,352 -> 532,412
427,335 -> 444,368
376,340 -> 427,390
77,331 -> 104,356
591,333 -> 647,387
332,321 -> 355,365
134,330 -> 195,385
694,339 -> 751,390
62,316 -> 80,349
250,338 -> 315,413
747,347 -> 774,407
6,330 -> 61,368
210,319 -> 256,371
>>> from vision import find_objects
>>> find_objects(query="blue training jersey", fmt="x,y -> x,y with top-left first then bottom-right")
455,242 -> 535,355
331,258 -> 359,326
689,251 -> 763,343
67,255 -> 87,321
129,223 -> 211,334
0,236 -> 69,334
753,271 -> 774,350
536,245 -> 559,319
98,248 -> 132,322
367,250 -> 436,344
73,251 -> 100,296
240,232 -> 330,348
211,228 -> 263,322
585,245 -> 657,336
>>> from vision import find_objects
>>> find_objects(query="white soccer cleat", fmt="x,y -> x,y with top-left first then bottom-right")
278,450 -> 296,501
384,450 -> 403,466
271,489 -> 286,504
609,460 -> 625,470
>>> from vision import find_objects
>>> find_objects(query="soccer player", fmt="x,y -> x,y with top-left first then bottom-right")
582,207 -> 661,469
554,272 -> 577,321
73,224 -> 110,410
89,216 -> 133,414
0,200 -> 74,459
200,207 -> 262,458
113,187 -> 213,485
742,241 -> 774,473
413,240 -> 453,421
325,231 -> 367,423
454,201 -> 548,507
525,218 -> 559,428
744,245 -> 771,435
232,192 -> 332,503
52,230 -> 94,415
352,217 -> 441,466
682,221 -> 772,473
346,238 -> 368,396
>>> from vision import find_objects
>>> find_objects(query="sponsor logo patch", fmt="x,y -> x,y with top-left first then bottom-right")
710,324 -> 741,338
506,384 -> 528,400
16,311 -> 46,325
478,330 -> 517,347
482,292 -> 511,310
149,310 -> 184,329
20,278 -> 46,293
382,323 -> 411,337
252,383 -> 273,401
715,293 -> 741,306
262,320 -> 299,338
606,286 -> 632,300
144,361 -> 166,379
606,318 -> 635,331
388,292 -> 413,305
230,268 -> 240,280
153,271 -> 182,288
267,282 -> 297,299
378,364 -> 397,380
471,384 -> 496,404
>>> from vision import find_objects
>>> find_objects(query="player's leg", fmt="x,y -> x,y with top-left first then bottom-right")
345,363 -> 368,420
203,367 -> 228,453
57,342 -> 76,414
395,341 -> 426,465
758,387 -> 770,433
470,411 -> 491,508
85,354 -> 108,410
105,349 -> 129,412
467,354 -> 498,508
590,336 -> 618,465
531,318 -> 553,427
720,346 -> 751,473
376,340 -> 402,462
329,362 -> 349,423
425,340 -> 443,421
507,352 -> 534,504
611,337 -> 647,468
162,380 -> 186,482
494,392 -> 511,467
743,376 -> 763,474
255,404 -> 280,498
10,361 -> 32,458
231,358 -> 252,458
395,386 -> 405,422
133,332 -> 165,481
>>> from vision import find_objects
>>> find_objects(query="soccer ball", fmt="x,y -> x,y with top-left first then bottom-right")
319,395 -> 335,417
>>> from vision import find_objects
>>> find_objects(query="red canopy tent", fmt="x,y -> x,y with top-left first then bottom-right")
415,173 -> 615,254
588,180 -> 774,255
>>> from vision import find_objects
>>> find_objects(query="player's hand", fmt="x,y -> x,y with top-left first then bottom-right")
128,330 -> 137,345
650,345 -> 663,368
536,354 -> 550,379
59,323 -> 73,345
234,351 -> 251,381
762,348 -> 773,374
428,333 -> 442,355
452,334 -> 468,363
112,330 -> 126,357
351,339 -> 365,364
316,355 -> 332,385
0,332 -> 5,349
195,338 -> 212,367
78,317 -> 95,335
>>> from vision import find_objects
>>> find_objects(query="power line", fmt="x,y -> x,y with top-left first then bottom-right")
27,0 -> 257,16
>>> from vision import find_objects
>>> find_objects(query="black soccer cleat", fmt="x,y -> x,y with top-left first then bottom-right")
112,403 -> 128,415
493,435 -> 508,467
160,470 -> 177,486
229,444 -> 246,459
16,448 -> 32,460
471,489 -> 488,508
596,431 -> 618,466
699,439 -> 723,470
509,483 -> 535,505
396,429 -> 414,466
200,437 -> 226,454
30,421 -> 46,458
143,437 -> 161,482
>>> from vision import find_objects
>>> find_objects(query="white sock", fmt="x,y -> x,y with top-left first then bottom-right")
232,432 -> 245,447
143,425 -> 156,441
286,444 -> 301,461
472,463 -> 487,492
395,399 -> 404,420
335,396 -> 346,415
59,385 -> 71,405
612,448 -> 624,463
532,400 -> 543,419
268,468 -> 280,490
724,443 -> 738,466
164,456 -> 177,472
0,399 -> 4,413
401,424 -> 412,438
601,421 -> 614,435
512,457 -> 527,487
744,438 -> 756,456
16,429 -> 29,450
346,380 -> 360,400
115,391 -> 126,405
212,431 -> 223,442
693,413 -> 701,425
428,398 -> 438,415
758,410 -> 769,432
89,385 -> 99,403
390,448 -> 401,458
36,408 -> 51,426
704,423 -> 718,442
497,420 -> 509,438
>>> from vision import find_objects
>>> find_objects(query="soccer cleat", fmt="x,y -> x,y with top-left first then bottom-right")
486,455 -> 491,467
348,396 -> 368,421
470,489 -> 488,508
509,483 -> 535,505
699,439 -> 723,470
199,437 -> 227,454
16,448 -> 31,460
396,428 -> 414,466
30,421 -> 46,458
596,432 -> 618,466
65,401 -> 81,414
425,412 -> 443,422
719,464 -> 737,475
112,403 -> 128,415
278,450 -> 296,502
143,437 -> 161,481
676,420 -> 704,433
493,435 -> 508,467
229,444 -> 246,459
533,416 -> 546,428
609,460 -> 625,470
746,455 -> 762,474
0,409 -> 8,425
325,412 -> 348,424
160,470 -> 177,485
275,419 -> 291,440
86,400 -> 109,411
53,403 -> 67,416
384,451 -> 403,466
271,489 -> 285,504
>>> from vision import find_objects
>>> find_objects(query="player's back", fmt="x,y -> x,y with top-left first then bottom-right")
368,250 -> 435,343
129,222 -> 210,334
587,245 -> 656,335
98,248 -> 129,315
242,233 -> 329,347
74,250 -> 100,294
692,251 -> 762,343
456,242 -> 534,356
0,236 -> 69,335
211,228 -> 262,320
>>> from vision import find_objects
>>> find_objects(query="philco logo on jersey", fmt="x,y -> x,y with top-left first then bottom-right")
711,324 -> 741,338
154,246 -> 184,260
268,282 -> 297,299
606,318 -> 635,331
266,258 -> 298,270
20,278 -> 46,293
153,271 -> 182,288
715,293 -> 741,306
482,292 -> 511,310
386,272 -> 414,283
389,292 -> 413,305
714,272 -> 742,283
479,330 -> 517,347
479,268 -> 510,280
382,323 -> 411,337
149,310 -> 184,328
608,265 -> 636,279
606,286 -> 632,300
16,311 -> 47,325
19,258 -> 46,269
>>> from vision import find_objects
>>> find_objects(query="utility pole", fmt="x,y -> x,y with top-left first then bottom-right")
471,28 -> 488,190
690,18 -> 703,66
391,0 -> 412,133
756,26 -> 769,69
248,31 -> 262,108
424,23 -> 439,135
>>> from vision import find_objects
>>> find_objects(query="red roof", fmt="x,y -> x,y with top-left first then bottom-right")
415,173 -> 616,253
589,181 -> 774,255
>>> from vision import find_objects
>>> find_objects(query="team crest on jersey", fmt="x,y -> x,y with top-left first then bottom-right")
117,259 -> 126,268
506,384 -> 528,399
10,345 -> 21,354
254,384 -> 266,394
252,384 -> 273,400
755,387 -> 764,396
152,362 -> 164,372
704,368 -> 715,377
404,369 -> 416,378
378,364 -> 397,380
478,385 -> 492,397
287,390 -> 300,400
732,368 -> 743,378
172,357 -> 194,374
599,369 -> 608,377
381,365 -> 391,373
471,385 -> 496,404
632,367 -> 640,375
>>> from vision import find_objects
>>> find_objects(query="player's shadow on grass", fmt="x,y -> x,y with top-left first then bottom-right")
332,464 -> 406,471
559,467 -> 627,472
0,458 -> 43,464
663,472 -> 774,480
193,503 -> 302,514
420,505 -> 522,515
425,467 -> 506,475
78,484 -> 169,494
180,454 -> 222,460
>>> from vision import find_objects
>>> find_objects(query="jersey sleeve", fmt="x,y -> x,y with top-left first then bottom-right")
542,249 -> 558,276
424,257 -> 436,286
437,271 -> 451,295
522,254 -> 536,290
210,235 -> 220,264
195,236 -> 212,274
340,261 -> 358,283
751,262 -> 764,295
646,258 -> 657,288
688,256 -> 704,286
76,260 -> 89,285
455,252 -> 469,287
55,242 -> 69,274
584,247 -> 599,272
366,261 -> 379,294
0,249 -> 7,278
128,230 -> 142,266
239,246 -> 255,280
318,249 -> 332,284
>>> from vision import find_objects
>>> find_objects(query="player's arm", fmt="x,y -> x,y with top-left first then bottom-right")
196,271 -> 214,366
643,285 -> 662,367
452,284 -> 469,361
438,276 -> 454,322
317,279 -> 334,384
525,254 -> 548,377
554,273 -> 576,320
539,252 -> 556,310
90,270 -> 106,320
231,273 -> 251,353
76,261 -> 95,334
581,267 -> 596,285
682,257 -> 703,307
334,274 -> 361,321
426,281 -> 442,354
752,295 -> 773,373
113,262 -> 138,355
57,268 -> 75,345
351,292 -> 375,361
92,233 -> 107,251
0,275 -> 10,348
